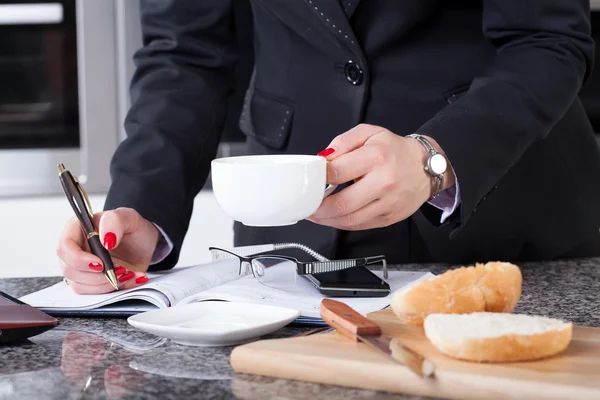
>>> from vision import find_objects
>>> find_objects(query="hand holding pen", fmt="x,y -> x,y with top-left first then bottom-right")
56,164 -> 158,294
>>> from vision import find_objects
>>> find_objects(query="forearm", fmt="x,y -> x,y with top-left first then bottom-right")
104,0 -> 237,270
417,0 -> 593,231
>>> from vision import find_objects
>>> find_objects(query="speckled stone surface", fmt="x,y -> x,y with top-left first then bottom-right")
1,258 -> 599,400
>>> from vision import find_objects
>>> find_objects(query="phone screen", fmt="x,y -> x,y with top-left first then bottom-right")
309,266 -> 386,288
303,264 -> 390,297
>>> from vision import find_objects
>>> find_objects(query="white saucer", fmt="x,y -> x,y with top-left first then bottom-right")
127,301 -> 300,347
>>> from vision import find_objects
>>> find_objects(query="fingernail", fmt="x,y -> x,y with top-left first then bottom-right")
317,148 -> 335,157
135,275 -> 149,285
115,265 -> 126,276
88,263 -> 103,272
103,232 -> 117,250
118,271 -> 135,283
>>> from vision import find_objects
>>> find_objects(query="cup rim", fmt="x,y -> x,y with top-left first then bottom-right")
211,154 -> 324,166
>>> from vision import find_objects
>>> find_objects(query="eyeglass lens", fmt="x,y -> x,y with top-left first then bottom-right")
250,257 -> 297,290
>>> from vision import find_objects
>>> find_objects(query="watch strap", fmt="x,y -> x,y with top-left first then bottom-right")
406,134 -> 445,200
407,133 -> 435,155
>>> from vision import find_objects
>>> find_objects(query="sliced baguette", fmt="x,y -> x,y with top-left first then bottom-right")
391,262 -> 522,326
423,312 -> 573,362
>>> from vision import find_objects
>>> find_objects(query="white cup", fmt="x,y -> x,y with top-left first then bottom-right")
210,154 -> 336,226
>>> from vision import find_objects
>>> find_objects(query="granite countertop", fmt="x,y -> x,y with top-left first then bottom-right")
1,258 -> 599,400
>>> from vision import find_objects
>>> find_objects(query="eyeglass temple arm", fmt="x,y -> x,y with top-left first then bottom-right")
210,245 -> 387,279
299,255 -> 387,279
211,243 -> 329,261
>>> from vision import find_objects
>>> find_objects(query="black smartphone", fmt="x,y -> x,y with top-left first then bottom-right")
303,266 -> 390,297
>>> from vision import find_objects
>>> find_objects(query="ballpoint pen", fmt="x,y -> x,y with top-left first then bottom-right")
57,164 -> 119,290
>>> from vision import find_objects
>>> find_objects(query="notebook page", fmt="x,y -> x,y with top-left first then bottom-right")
20,281 -> 171,310
179,270 -> 434,319
142,258 -> 241,305
20,258 -> 242,310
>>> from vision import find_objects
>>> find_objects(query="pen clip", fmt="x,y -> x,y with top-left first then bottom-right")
72,175 -> 94,221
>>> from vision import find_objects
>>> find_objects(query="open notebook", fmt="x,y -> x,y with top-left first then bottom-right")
20,259 -> 433,326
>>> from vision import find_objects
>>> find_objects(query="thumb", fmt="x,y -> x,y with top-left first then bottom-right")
98,207 -> 141,251
318,124 -> 386,160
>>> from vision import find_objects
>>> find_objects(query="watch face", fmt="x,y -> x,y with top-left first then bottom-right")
429,153 -> 447,175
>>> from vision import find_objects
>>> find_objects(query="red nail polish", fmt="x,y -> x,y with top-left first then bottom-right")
135,275 -> 149,285
88,263 -> 103,272
115,265 -> 127,276
317,148 -> 335,157
118,271 -> 135,283
103,232 -> 117,250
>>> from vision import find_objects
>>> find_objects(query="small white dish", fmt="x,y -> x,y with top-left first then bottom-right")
127,301 -> 300,347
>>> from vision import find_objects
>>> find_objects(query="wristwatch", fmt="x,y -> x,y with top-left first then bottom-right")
406,134 -> 447,199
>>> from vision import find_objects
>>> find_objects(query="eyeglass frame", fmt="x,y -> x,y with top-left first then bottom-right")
208,244 -> 388,279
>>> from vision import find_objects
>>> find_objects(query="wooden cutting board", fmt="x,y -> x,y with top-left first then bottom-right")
230,310 -> 600,399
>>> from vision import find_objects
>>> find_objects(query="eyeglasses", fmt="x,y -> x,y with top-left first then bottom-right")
209,242 -> 387,290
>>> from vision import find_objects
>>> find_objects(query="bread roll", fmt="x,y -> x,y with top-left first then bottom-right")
423,312 -> 573,362
391,262 -> 522,326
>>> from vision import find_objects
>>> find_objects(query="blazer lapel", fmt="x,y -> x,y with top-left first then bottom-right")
254,0 -> 363,59
342,0 -> 361,19
303,0 -> 363,56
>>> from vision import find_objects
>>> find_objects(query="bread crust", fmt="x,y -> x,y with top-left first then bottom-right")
423,315 -> 573,362
391,262 -> 522,326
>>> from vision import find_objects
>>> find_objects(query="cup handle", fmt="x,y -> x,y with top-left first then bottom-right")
324,184 -> 337,198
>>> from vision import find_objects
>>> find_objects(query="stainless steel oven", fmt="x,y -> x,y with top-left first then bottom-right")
0,0 -> 122,197
0,0 -> 251,196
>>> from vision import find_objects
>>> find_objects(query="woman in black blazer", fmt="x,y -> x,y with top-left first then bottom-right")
57,0 -> 600,294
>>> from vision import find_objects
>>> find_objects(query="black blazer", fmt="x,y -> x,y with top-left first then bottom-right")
105,0 -> 600,269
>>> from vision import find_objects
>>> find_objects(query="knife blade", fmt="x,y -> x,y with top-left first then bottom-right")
294,326 -> 333,337
319,298 -> 435,377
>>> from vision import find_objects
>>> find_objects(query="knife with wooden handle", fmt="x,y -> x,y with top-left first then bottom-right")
320,298 -> 435,377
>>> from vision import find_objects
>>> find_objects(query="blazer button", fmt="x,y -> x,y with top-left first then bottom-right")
345,61 -> 363,85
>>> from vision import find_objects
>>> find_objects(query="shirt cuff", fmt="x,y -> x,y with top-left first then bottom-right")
427,167 -> 461,224
150,223 -> 174,265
